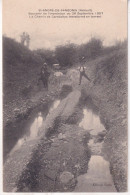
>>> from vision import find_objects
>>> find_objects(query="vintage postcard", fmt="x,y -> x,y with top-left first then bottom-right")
2,0 -> 127,193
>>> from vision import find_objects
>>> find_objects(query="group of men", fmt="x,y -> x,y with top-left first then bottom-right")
37,61 -> 91,90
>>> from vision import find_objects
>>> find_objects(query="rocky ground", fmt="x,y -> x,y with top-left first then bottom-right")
3,89 -> 91,192
17,124 -> 91,192
3,47 -> 127,192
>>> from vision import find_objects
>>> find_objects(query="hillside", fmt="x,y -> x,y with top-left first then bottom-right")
3,37 -> 43,125
3,36 -> 44,100
82,46 -> 127,192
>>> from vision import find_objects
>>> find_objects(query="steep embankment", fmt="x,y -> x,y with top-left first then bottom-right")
87,47 -> 127,192
3,37 -> 43,125
70,46 -> 127,192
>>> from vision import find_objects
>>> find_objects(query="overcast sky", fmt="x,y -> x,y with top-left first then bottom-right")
3,0 -> 127,50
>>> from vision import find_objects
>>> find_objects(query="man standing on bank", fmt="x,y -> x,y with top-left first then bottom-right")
78,64 -> 91,85
43,63 -> 50,89
38,62 -> 50,90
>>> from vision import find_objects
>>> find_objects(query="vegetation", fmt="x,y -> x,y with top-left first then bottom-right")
34,48 -> 55,66
3,36 -> 43,104
3,35 -> 127,192
55,43 -> 78,67
34,37 -> 126,68
3,35 -> 127,104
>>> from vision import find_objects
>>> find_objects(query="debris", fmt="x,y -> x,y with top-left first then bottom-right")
44,169 -> 57,181
58,133 -> 66,140
54,72 -> 63,77
60,171 -> 74,184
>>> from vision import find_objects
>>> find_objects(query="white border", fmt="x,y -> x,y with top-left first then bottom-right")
0,0 -> 3,193
0,0 -> 129,195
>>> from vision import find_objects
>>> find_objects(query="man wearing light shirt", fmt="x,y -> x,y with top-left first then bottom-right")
78,65 -> 91,85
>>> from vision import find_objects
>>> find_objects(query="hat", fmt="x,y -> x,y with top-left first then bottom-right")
43,62 -> 47,66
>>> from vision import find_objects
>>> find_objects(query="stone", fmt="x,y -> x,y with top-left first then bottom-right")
60,171 -> 74,184
51,142 -> 59,147
12,187 -> 17,192
14,108 -> 20,113
75,164 -> 81,170
44,169 -> 57,181
58,133 -> 66,140
54,72 -> 63,77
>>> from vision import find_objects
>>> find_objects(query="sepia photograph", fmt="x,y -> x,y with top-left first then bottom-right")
2,0 -> 128,193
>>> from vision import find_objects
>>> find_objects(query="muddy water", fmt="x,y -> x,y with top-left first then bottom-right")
74,156 -> 116,192
79,108 -> 105,135
10,112 -> 44,154
47,100 -> 60,115
74,99 -> 116,192
4,99 -> 61,160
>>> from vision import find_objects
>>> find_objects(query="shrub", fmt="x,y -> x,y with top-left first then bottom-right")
55,43 -> 78,67
77,38 -> 103,61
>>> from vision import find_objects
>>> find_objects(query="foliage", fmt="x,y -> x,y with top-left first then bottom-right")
55,43 -> 78,67
3,37 -> 42,66
77,38 -> 103,61
3,36 -> 43,103
34,49 -> 56,66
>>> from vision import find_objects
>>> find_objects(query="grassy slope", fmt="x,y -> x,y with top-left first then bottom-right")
81,46 -> 127,192
3,37 -> 43,101
65,45 -> 127,192
3,37 -> 44,125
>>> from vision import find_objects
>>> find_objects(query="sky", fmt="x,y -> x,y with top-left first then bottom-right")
3,0 -> 127,50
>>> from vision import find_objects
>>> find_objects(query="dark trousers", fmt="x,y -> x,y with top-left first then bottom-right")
43,78 -> 48,89
79,71 -> 91,84
38,77 -> 48,89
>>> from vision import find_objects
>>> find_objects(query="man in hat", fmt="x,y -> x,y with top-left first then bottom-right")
78,64 -> 91,85
37,63 -> 50,89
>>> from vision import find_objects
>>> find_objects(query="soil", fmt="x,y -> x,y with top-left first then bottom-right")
17,124 -> 91,192
3,48 -> 127,192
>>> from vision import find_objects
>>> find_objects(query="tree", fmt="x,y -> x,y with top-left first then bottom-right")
55,43 -> 77,67
20,32 -> 30,49
34,49 -> 55,66
77,38 -> 103,60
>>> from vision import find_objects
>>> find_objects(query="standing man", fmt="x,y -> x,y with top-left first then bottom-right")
43,63 -> 50,89
78,64 -> 91,85
37,63 -> 50,90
